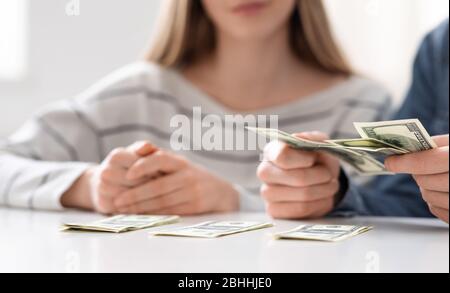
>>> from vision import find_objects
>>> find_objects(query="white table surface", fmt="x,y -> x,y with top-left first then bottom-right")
0,207 -> 448,273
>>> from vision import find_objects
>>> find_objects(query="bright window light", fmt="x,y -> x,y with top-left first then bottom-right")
0,0 -> 28,81
325,0 -> 449,103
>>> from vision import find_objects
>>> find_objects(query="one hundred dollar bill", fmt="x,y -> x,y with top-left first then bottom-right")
247,127 -> 332,151
247,127 -> 390,175
61,215 -> 179,233
274,224 -> 372,242
354,119 -> 437,152
152,221 -> 273,238
327,138 -> 409,155
247,119 -> 436,176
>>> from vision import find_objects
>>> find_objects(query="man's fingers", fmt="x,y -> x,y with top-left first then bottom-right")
126,151 -> 187,180
114,171 -> 187,208
261,180 -> 339,203
257,162 -> 332,187
294,131 -> 329,142
414,174 -> 449,193
385,147 -> 449,175
421,188 -> 449,210
428,205 -> 449,224
263,141 -> 317,170
266,198 -> 334,219
316,152 -> 341,178
433,135 -> 449,148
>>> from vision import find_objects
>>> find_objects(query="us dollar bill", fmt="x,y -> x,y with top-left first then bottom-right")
354,119 -> 437,152
327,138 -> 408,155
61,215 -> 179,233
274,224 -> 372,242
152,221 -> 273,238
247,127 -> 390,175
247,119 -> 436,176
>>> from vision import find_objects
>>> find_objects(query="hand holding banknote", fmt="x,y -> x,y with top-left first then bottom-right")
385,135 -> 449,223
257,132 -> 340,219
254,119 -> 440,220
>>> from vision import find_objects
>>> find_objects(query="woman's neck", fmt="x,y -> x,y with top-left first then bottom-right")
211,29 -> 298,89
183,29 -> 345,111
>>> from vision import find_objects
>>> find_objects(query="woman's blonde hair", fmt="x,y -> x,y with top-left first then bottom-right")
146,0 -> 352,75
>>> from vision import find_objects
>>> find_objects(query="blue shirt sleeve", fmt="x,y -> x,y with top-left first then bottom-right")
332,20 -> 449,218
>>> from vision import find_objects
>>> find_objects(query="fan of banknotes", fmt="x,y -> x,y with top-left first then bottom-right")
247,119 -> 437,176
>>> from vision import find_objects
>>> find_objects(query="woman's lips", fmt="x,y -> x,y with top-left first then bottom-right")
232,1 -> 267,15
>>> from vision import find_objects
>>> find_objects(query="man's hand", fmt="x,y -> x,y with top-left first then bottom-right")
257,132 -> 341,219
386,135 -> 449,223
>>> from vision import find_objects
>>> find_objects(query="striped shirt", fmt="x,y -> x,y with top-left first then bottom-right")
0,62 -> 392,211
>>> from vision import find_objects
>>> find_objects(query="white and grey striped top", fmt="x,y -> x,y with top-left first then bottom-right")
0,62 -> 391,211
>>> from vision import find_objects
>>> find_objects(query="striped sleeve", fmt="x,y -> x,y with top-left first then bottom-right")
0,154 -> 92,210
0,63 -> 150,211
0,102 -> 97,210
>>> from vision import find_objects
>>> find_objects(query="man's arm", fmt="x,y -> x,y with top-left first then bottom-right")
332,20 -> 449,218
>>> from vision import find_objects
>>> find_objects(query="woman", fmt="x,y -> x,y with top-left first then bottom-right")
0,0 -> 390,215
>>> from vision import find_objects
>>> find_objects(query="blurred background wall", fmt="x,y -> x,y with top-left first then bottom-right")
0,0 -> 162,137
0,0 -> 448,137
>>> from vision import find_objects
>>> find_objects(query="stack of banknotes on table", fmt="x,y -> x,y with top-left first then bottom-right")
151,221 -> 273,238
62,216 -> 370,242
274,225 -> 372,242
61,215 -> 179,233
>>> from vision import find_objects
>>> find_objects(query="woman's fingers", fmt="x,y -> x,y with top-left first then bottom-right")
100,165 -> 148,187
114,170 -> 189,208
257,131 -> 340,220
105,147 -> 141,169
104,141 -> 158,169
261,180 -> 339,203
257,161 -> 332,187
118,188 -> 191,214
295,131 -> 329,142
98,180 -> 127,197
127,151 -> 187,180
263,141 -> 317,170
154,202 -> 204,216
266,198 -> 334,219
127,141 -> 159,156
